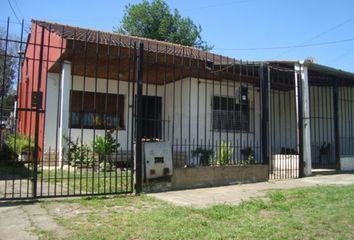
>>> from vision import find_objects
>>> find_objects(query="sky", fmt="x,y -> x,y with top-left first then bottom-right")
1,0 -> 354,72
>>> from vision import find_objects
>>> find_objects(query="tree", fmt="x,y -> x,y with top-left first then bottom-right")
0,27 -> 18,121
117,0 -> 213,51
0,27 -> 17,98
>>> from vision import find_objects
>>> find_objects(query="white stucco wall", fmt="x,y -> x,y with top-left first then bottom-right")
164,77 -> 262,161
269,89 -> 298,154
309,86 -> 335,164
43,72 -> 60,152
308,86 -> 354,163
44,74 -> 165,152
44,71 -> 300,165
338,87 -> 354,155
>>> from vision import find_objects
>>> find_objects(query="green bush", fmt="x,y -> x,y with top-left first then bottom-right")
0,131 -> 34,161
192,148 -> 214,166
240,147 -> 256,165
213,141 -> 233,166
63,136 -> 94,167
93,130 -> 120,171
6,131 -> 34,155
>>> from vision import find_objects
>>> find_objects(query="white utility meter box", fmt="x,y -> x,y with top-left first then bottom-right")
143,142 -> 173,179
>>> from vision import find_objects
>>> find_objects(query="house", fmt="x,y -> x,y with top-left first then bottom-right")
17,19 -> 354,179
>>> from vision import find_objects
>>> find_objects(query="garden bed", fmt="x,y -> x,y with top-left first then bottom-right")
171,164 -> 268,190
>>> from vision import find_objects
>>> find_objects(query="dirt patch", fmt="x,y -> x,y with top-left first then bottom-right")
45,202 -> 93,218
22,204 -> 71,239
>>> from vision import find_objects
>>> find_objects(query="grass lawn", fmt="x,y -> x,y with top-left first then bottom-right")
40,185 -> 354,240
0,163 -> 133,195
38,168 -> 133,195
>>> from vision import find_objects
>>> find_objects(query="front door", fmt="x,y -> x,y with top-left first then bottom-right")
142,96 -> 162,139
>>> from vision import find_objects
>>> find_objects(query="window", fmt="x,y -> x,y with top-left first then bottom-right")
212,96 -> 249,131
69,91 -> 124,129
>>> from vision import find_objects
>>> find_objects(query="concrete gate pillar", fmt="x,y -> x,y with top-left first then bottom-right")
58,61 -> 72,166
295,63 -> 312,176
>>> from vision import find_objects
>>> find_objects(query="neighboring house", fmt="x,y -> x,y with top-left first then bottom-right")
18,20 -> 354,174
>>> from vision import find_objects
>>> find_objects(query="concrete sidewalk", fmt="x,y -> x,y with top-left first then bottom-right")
148,172 -> 354,208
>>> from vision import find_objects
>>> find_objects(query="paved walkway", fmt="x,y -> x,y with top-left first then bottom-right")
0,201 -> 69,240
149,172 -> 354,207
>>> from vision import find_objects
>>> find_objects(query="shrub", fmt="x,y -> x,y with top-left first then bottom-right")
93,130 -> 120,171
240,147 -> 256,165
63,136 -> 94,167
191,148 -> 214,166
0,131 -> 34,161
213,141 -> 233,166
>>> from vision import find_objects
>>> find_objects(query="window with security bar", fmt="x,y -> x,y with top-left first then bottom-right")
69,90 -> 125,130
212,96 -> 249,132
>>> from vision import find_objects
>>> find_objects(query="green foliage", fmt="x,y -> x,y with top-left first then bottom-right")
93,130 -> 120,162
240,147 -> 256,165
0,143 -> 16,161
213,141 -> 233,166
0,131 -> 34,161
63,136 -> 94,167
5,132 -> 34,154
48,185 -> 354,240
0,28 -> 18,97
117,0 -> 212,50
192,148 -> 214,166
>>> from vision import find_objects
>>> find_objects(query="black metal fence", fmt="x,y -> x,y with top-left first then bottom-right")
268,65 -> 300,179
308,70 -> 354,170
2,17 -> 353,200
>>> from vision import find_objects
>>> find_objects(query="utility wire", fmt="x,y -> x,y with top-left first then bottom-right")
274,15 -> 354,58
7,0 -> 21,24
214,37 -> 354,51
12,0 -> 24,19
330,46 -> 354,64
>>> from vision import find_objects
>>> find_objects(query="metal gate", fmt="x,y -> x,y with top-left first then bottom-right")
0,18 -> 135,200
308,77 -> 336,169
308,69 -> 354,170
267,65 -> 301,179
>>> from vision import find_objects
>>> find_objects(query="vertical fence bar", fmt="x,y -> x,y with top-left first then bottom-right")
332,78 -> 340,170
297,71 -> 304,177
260,64 -> 269,166
32,26 -> 45,198
135,42 -> 144,194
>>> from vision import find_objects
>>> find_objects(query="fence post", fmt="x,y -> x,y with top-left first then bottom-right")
295,67 -> 304,177
332,78 -> 340,170
296,64 -> 313,177
260,64 -> 269,166
32,26 -> 45,198
135,42 -> 144,194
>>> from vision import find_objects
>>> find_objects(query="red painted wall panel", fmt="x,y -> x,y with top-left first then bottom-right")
18,22 -> 67,159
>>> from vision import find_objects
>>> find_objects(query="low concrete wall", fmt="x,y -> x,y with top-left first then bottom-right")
340,156 -> 354,171
172,165 -> 268,190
